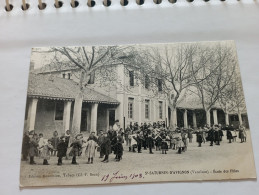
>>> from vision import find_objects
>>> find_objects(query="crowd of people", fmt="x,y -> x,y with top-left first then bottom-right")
21,119 -> 248,166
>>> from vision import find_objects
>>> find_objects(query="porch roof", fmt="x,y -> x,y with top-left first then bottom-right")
27,73 -> 119,105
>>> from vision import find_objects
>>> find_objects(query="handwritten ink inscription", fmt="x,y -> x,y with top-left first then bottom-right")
101,171 -> 144,183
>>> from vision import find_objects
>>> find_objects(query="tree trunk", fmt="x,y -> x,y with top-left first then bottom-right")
170,106 -> 177,130
206,109 -> 211,127
225,112 -> 229,126
71,92 -> 83,140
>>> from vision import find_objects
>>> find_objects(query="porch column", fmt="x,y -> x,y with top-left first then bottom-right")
27,98 -> 38,131
206,109 -> 211,127
138,98 -> 142,124
225,112 -> 229,126
193,111 -> 197,128
213,109 -> 218,125
63,101 -> 72,132
90,103 -> 99,133
184,109 -> 188,128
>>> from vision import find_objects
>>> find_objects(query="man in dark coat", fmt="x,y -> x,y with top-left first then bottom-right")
57,136 -> 68,165
147,129 -> 154,154
214,125 -> 221,145
108,129 -> 117,153
196,129 -> 203,147
28,132 -> 39,165
98,130 -> 105,158
136,131 -> 143,153
207,126 -> 215,146
22,131 -> 30,161
101,132 -> 112,163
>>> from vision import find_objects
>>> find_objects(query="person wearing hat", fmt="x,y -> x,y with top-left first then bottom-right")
28,131 -> 38,165
101,132 -> 112,163
69,133 -> 84,165
207,125 -> 215,146
57,136 -> 67,165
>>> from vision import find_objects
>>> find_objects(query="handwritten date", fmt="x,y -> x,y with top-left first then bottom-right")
101,171 -> 144,183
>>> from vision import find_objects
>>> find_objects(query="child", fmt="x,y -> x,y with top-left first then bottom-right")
196,129 -> 203,147
51,131 -> 59,156
69,133 -> 83,165
85,132 -> 98,164
155,133 -> 162,151
101,132 -> 112,163
176,136 -> 184,154
37,133 -> 44,156
115,132 -> 124,161
161,133 -> 168,154
28,131 -> 39,165
57,136 -> 68,165
40,139 -> 53,165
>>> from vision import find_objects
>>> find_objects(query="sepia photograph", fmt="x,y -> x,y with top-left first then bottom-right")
20,41 -> 256,187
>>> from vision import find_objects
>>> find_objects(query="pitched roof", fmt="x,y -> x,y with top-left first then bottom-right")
32,63 -> 79,74
27,73 -> 119,104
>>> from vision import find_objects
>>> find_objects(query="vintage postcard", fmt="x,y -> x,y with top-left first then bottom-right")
20,41 -> 256,187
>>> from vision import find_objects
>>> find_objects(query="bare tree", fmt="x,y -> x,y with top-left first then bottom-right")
41,46 -> 134,139
191,43 -> 237,126
130,44 -> 207,128
218,69 -> 246,126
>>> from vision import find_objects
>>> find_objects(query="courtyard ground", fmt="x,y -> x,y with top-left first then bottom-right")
20,132 -> 256,187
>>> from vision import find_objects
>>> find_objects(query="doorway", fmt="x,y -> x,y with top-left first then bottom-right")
109,110 -> 115,128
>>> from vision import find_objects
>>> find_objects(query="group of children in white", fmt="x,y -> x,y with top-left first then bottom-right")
21,120 -> 248,166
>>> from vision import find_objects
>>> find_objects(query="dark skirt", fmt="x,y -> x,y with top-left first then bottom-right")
161,142 -> 168,150
114,143 -> 123,156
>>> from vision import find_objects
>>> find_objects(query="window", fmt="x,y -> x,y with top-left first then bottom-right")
230,115 -> 239,122
145,75 -> 150,89
158,79 -> 162,92
55,101 -> 64,120
159,101 -> 163,119
68,73 -> 71,79
145,100 -> 150,119
128,98 -> 134,119
62,73 -> 66,78
129,71 -> 134,86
